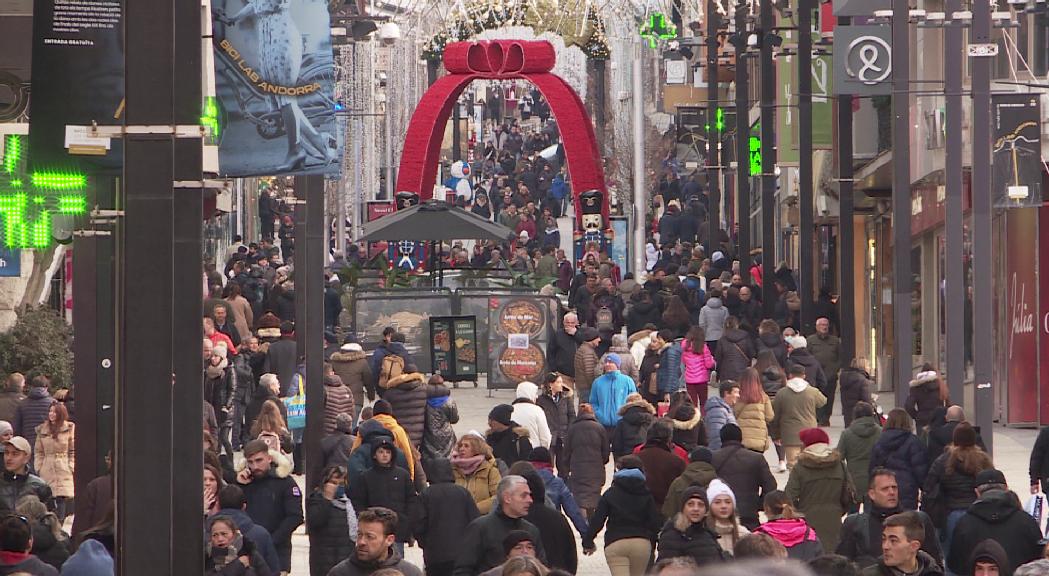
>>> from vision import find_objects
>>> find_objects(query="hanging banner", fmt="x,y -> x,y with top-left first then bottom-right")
29,0 -> 124,171
993,93 -> 1043,208
211,0 -> 341,177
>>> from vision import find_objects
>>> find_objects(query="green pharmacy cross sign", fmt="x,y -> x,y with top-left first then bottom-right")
0,135 -> 87,248
640,12 -> 676,49
749,135 -> 762,176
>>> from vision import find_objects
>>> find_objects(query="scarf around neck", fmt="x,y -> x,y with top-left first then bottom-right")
451,453 -> 486,476
207,533 -> 243,568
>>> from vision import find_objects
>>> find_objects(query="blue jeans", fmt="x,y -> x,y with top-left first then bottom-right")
941,508 -> 966,575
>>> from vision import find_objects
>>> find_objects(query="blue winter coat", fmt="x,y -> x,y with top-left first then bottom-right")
535,467 -> 589,536
590,371 -> 636,428
702,396 -> 737,451
868,428 -> 928,510
657,341 -> 684,396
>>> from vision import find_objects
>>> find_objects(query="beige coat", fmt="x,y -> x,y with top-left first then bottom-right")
453,456 -> 502,514
225,295 -> 254,341
770,379 -> 826,446
34,422 -> 74,497
734,394 -> 775,451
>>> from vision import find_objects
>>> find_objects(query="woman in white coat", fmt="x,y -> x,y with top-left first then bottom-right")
511,381 -> 552,448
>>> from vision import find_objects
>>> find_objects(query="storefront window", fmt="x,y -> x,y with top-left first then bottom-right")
912,246 -> 922,356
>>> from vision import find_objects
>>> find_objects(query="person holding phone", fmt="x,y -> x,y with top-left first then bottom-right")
306,465 -> 356,576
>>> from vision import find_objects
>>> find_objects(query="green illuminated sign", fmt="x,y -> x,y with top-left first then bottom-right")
3,136 -> 21,174
640,12 -> 676,49
202,96 -> 221,141
749,135 -> 762,176
0,136 -> 88,248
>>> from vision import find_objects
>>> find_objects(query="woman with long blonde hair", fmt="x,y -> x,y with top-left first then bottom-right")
250,399 -> 292,455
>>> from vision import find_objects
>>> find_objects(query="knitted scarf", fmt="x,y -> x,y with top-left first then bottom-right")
451,453 -> 486,476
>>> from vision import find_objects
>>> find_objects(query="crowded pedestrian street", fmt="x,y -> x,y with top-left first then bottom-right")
2,0 -> 1049,574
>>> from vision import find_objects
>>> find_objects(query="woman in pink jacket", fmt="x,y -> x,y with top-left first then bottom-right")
681,326 -> 716,409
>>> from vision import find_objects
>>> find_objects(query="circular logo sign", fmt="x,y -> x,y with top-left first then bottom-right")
846,35 -> 892,85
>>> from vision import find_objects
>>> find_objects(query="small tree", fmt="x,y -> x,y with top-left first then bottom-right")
0,306 -> 74,391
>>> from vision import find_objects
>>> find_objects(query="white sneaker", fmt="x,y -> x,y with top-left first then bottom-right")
777,462 -> 787,473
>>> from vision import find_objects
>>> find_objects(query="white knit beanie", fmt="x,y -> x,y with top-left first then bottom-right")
706,478 -> 736,506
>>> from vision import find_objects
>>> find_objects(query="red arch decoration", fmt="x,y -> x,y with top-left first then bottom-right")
395,40 -> 610,257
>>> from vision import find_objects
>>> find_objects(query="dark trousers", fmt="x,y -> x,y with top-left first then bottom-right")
230,402 -> 247,450
817,375 -> 839,425
427,561 -> 456,576
260,213 -> 275,240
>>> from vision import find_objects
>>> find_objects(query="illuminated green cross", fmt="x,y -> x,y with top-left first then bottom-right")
639,12 -> 677,49
0,135 -> 88,248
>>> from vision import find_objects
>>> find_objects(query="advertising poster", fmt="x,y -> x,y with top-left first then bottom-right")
429,315 -> 478,382
1006,208 -> 1038,424
211,0 -> 341,177
992,93 -> 1043,208
29,0 -> 124,171
487,296 -> 556,389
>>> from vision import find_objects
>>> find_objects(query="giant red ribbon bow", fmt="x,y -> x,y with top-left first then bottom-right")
395,40 -> 608,226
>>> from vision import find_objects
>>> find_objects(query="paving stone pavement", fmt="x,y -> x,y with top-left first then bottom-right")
290,383 -> 1039,575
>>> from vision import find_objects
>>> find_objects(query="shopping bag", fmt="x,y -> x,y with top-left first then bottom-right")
283,373 -> 306,430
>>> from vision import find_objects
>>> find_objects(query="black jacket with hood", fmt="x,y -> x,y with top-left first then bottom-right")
946,489 -> 1043,574
583,468 -> 664,549
611,399 -> 655,458
786,348 -> 828,394
757,332 -> 788,369
521,471 -> 577,573
715,328 -> 756,383
348,438 -> 418,542
415,458 -> 481,565
861,550 -> 943,576
837,504 -> 942,568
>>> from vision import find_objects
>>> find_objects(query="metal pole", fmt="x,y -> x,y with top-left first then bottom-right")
891,0 -> 913,405
707,0 -> 721,254
798,0 -> 814,333
301,175 -> 326,492
385,101 -> 396,199
119,0 -> 175,570
760,0 -> 778,318
633,39 -> 647,276
171,0 -> 204,567
838,93 -> 855,363
351,115 -> 363,241
971,0 -> 994,454
735,8 -> 751,285
594,59 -> 608,153
944,0 -> 966,405
452,97 -> 462,162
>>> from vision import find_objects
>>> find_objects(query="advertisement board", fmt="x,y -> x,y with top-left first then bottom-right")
1007,208 -> 1038,424
487,295 -> 556,389
29,0 -> 124,171
429,315 -> 478,382
992,93 -> 1043,208
210,0 -> 341,176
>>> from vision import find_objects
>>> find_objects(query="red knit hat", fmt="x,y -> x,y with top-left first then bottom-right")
799,427 -> 830,447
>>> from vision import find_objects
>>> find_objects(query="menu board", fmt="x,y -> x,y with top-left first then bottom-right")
429,315 -> 478,382
487,296 -> 556,389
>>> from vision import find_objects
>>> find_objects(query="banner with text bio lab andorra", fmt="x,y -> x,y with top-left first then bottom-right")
211,0 -> 342,177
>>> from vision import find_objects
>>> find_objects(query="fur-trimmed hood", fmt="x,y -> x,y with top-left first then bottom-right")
382,371 -> 425,389
671,405 -> 702,430
909,370 -> 939,388
235,449 -> 293,479
796,443 -> 841,468
628,329 -> 654,346
485,425 -> 531,439
618,397 -> 656,416
330,350 -> 367,363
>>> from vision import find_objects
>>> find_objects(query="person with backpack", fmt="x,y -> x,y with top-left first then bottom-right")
371,328 -> 413,385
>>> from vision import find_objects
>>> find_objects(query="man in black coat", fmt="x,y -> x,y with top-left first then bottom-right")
13,376 -> 53,449
1030,421 -> 1049,494
236,440 -> 303,573
947,469 -> 1043,575
519,469 -> 577,574
454,476 -> 546,576
710,424 -> 776,530
928,406 -> 985,464
415,458 -> 481,576
349,438 -> 418,551
838,468 -> 942,569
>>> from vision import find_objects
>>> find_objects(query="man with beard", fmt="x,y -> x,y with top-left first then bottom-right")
236,439 -> 303,573
327,507 -> 423,575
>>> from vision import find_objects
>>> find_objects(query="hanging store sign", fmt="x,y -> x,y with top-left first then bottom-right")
210,0 -> 342,177
832,25 -> 892,96
992,93 -> 1043,208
